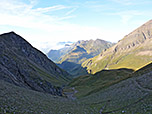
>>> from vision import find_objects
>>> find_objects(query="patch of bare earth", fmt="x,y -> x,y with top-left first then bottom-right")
136,51 -> 152,56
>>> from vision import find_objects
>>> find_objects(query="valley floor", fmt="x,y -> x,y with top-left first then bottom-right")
0,68 -> 152,114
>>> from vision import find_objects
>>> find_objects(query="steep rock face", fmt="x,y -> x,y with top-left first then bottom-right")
82,20 -> 152,74
0,32 -> 69,96
57,39 -> 114,76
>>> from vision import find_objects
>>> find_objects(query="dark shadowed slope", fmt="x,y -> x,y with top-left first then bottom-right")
69,68 -> 134,98
0,79 -> 94,114
0,32 -> 70,96
0,59 -> 151,113
69,62 -> 152,113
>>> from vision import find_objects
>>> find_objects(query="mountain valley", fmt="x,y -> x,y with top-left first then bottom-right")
0,20 -> 152,114
48,39 -> 114,76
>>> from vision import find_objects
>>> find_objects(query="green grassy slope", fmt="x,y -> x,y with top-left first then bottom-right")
69,62 -> 152,113
1,61 -> 151,114
79,73 -> 152,114
82,20 -> 152,74
0,80 -> 94,114
69,68 -> 134,98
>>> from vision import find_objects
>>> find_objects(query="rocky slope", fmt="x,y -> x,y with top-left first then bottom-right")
69,62 -> 152,113
0,32 -> 70,96
57,39 -> 114,76
0,59 -> 151,113
82,20 -> 152,74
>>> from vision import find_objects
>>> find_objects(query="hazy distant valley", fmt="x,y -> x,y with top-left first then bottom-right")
47,39 -> 115,76
0,20 -> 152,114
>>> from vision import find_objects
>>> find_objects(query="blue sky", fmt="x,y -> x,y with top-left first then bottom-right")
0,0 -> 152,53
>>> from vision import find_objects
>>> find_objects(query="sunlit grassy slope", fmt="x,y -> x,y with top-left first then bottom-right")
82,20 -> 152,74
69,68 -> 134,98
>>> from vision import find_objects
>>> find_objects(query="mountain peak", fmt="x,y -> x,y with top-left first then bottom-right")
0,31 -> 25,42
146,19 -> 152,23
1,31 -> 16,36
119,19 -> 152,49
0,32 -> 69,95
82,20 -> 152,74
72,46 -> 86,52
8,31 -> 16,34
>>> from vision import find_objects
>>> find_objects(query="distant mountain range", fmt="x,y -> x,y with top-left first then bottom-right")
47,41 -> 79,62
82,20 -> 152,74
47,39 -> 115,76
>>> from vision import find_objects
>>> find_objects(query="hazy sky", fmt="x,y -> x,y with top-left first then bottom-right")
0,0 -> 152,53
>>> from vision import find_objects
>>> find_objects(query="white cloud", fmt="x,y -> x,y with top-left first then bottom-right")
0,0 -> 75,26
65,7 -> 78,16
1,0 -> 147,54
1,0 -> 121,54
0,0 -> 79,52
33,5 -> 70,13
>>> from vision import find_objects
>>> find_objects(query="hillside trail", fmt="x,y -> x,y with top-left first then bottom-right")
100,78 -> 152,114
134,71 -> 152,92
63,87 -> 78,100
134,80 -> 152,92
